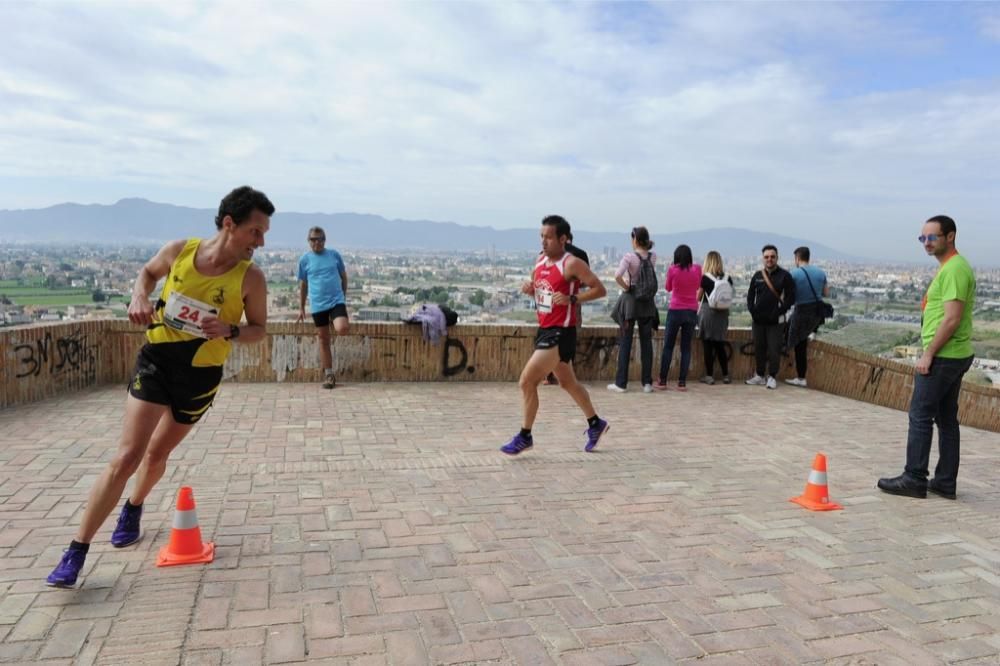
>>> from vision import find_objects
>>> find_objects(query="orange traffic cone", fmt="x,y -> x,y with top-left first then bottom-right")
156,486 -> 214,567
789,453 -> 843,511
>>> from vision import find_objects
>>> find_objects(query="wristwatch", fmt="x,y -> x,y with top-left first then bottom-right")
570,295 -> 578,305
226,324 -> 240,340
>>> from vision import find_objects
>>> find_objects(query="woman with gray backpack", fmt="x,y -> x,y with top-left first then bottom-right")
609,227 -> 659,393
697,250 -> 734,385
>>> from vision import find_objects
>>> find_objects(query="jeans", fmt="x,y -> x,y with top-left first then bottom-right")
904,355 -> 973,490
659,309 -> 697,383
614,318 -> 654,388
751,322 -> 783,377
703,340 -> 730,377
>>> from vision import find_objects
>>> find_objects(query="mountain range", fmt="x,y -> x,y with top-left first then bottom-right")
1,198 -> 860,262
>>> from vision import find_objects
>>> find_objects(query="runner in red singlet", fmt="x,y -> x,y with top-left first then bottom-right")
501,216 -> 609,455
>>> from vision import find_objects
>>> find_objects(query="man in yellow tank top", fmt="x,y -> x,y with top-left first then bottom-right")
46,186 -> 275,588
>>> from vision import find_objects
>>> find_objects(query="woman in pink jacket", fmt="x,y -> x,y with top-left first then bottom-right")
656,244 -> 702,391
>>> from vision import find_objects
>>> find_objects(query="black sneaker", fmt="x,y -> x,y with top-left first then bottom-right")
876,474 -> 927,499
928,480 -> 957,500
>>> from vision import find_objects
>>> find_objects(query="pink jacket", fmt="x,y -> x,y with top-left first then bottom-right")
665,264 -> 702,311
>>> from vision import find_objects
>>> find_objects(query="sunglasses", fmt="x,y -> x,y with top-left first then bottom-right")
918,234 -> 943,243
308,237 -> 325,242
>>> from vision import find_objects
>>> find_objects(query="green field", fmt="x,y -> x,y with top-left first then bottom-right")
1,287 -> 88,296
1,286 -> 128,308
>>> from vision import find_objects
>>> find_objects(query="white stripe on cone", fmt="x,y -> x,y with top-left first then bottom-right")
807,471 -> 828,486
172,508 -> 199,530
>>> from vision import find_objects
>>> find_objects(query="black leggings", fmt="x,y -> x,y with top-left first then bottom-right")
794,339 -> 808,379
702,340 -> 729,377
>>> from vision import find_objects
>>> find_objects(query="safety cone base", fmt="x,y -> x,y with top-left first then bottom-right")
156,541 -> 214,567
789,496 -> 842,512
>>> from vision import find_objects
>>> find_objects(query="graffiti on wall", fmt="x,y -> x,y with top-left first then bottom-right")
12,329 -> 97,384
863,366 -> 884,396
268,334 -> 373,382
576,335 -> 618,369
442,337 -> 476,377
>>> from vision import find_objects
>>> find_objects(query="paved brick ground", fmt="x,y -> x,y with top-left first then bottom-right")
2,380 -> 1000,665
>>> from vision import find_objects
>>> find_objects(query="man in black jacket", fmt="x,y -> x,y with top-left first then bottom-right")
746,245 -> 795,389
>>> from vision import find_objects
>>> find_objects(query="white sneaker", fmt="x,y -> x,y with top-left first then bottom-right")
642,384 -> 653,393
745,375 -> 766,386
785,377 -> 807,388
607,384 -> 627,393
766,376 -> 777,390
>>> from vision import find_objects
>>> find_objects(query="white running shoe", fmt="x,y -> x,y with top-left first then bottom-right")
745,375 -> 766,386
785,377 -> 808,388
607,384 -> 627,393
766,376 -> 777,390
642,384 -> 654,393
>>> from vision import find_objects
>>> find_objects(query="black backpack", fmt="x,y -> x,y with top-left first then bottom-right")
632,254 -> 658,302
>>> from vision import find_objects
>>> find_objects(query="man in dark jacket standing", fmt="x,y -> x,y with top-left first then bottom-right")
746,244 -> 795,390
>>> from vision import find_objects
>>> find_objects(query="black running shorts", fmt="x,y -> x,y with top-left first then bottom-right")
128,344 -> 223,425
534,326 -> 577,364
312,303 -> 349,327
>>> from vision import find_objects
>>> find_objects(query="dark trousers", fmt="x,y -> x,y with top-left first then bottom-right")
615,318 -> 654,388
794,339 -> 808,379
751,322 -> 783,378
659,309 -> 697,383
703,340 -> 729,377
904,355 -> 973,490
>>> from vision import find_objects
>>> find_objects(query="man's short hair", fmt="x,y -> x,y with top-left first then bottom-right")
926,215 -> 957,237
308,226 -> 326,238
215,186 -> 275,229
761,244 -> 778,255
541,215 -> 571,240
794,246 -> 810,262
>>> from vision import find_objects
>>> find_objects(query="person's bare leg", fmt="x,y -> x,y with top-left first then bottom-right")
519,349 -> 561,429
332,316 -> 349,336
75,396 -> 169,543
317,325 -> 333,371
129,413 -> 194,506
553,361 -> 598,419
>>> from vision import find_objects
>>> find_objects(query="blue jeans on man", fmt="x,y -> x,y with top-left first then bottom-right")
904,355 -> 974,491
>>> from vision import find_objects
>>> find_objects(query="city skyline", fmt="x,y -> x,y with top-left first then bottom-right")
2,2 -> 998,261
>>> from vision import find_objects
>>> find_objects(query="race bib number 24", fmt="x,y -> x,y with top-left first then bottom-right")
163,292 -> 217,338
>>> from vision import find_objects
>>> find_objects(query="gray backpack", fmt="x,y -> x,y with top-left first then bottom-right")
632,254 -> 658,302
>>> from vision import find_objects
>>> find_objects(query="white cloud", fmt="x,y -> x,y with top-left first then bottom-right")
0,1 -> 997,262
981,13 -> 1000,41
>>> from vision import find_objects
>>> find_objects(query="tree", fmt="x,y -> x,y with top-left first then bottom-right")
470,289 -> 488,307
92,289 -> 107,303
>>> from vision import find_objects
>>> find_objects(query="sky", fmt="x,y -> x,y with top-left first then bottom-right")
1,1 -> 999,263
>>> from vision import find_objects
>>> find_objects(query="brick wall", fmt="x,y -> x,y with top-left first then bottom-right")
2,320 -> 997,432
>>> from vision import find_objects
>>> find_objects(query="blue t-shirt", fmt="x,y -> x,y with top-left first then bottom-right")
790,265 -> 827,305
298,249 -> 346,312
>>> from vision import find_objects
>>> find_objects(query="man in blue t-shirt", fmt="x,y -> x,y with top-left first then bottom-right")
297,226 -> 349,388
785,246 -> 829,387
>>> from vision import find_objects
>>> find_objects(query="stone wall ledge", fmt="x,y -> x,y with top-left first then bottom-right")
2,320 -> 997,432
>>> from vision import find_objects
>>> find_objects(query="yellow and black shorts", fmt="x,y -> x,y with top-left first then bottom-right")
128,342 -> 223,425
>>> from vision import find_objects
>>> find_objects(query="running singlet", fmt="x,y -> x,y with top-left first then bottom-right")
147,238 -> 252,367
533,254 -> 578,328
